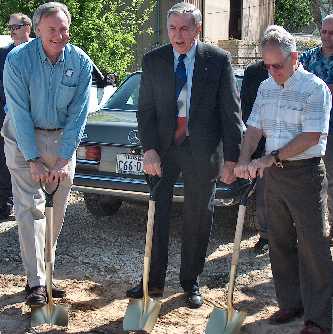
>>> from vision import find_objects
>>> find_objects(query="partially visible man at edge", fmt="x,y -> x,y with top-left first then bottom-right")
300,14 -> 333,243
0,13 -> 31,221
1,2 -> 92,306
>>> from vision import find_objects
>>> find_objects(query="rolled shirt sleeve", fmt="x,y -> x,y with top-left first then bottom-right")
302,82 -> 331,134
58,58 -> 92,160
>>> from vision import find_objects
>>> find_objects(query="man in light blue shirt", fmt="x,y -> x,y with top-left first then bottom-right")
1,2 -> 92,306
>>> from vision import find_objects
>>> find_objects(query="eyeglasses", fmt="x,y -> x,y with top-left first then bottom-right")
7,24 -> 28,32
265,54 -> 291,71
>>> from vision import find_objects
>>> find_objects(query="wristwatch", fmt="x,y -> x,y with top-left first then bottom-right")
27,157 -> 40,163
270,150 -> 283,168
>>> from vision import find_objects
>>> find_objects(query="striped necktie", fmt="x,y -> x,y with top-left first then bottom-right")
174,54 -> 187,145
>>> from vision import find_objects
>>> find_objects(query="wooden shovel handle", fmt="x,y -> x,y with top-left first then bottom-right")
142,199 -> 155,306
227,204 -> 246,309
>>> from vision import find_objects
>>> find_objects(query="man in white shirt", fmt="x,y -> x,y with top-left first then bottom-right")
235,26 -> 332,334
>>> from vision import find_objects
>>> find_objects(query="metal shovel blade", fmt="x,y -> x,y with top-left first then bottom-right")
123,297 -> 161,333
205,307 -> 246,334
31,303 -> 69,327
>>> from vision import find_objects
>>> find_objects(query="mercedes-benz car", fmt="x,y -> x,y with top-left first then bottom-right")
73,70 -> 252,219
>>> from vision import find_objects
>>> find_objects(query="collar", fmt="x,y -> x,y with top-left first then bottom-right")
37,38 -> 65,64
173,39 -> 198,62
319,46 -> 333,60
280,63 -> 305,88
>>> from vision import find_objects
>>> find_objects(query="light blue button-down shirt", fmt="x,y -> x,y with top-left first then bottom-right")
3,38 -> 92,160
173,40 -> 197,125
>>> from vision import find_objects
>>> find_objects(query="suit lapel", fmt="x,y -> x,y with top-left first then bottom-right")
190,41 -> 209,117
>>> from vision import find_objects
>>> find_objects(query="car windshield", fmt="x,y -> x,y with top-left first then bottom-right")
101,69 -> 243,113
102,73 -> 141,112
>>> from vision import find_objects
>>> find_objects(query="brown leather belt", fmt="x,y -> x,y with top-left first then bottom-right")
280,157 -> 322,167
35,127 -> 63,131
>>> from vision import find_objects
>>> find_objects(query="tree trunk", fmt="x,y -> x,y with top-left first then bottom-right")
310,0 -> 322,31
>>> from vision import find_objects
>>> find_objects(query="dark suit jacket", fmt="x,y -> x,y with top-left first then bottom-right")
0,43 -> 14,125
137,41 -> 243,163
240,60 -> 268,158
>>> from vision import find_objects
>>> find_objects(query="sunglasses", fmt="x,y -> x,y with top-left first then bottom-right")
7,23 -> 28,32
265,54 -> 291,71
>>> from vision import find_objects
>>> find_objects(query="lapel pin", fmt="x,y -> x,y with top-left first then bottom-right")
65,69 -> 74,77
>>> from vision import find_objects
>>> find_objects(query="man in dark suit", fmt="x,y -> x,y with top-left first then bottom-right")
240,60 -> 269,253
126,2 -> 243,308
0,13 -> 31,221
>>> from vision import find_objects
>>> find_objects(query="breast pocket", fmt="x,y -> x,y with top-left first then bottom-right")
57,83 -> 77,110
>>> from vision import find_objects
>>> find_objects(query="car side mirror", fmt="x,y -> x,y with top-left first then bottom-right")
104,73 -> 118,87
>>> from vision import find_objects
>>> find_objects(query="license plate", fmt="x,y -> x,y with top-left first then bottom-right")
116,153 -> 144,175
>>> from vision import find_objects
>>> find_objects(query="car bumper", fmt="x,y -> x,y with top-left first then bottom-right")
73,172 -> 238,206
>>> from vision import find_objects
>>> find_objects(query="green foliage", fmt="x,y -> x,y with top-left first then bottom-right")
296,38 -> 321,53
275,0 -> 313,32
0,0 -> 155,79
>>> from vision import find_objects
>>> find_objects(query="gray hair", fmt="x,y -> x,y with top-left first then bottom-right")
261,25 -> 296,55
167,2 -> 202,26
33,2 -> 71,33
9,13 -> 32,27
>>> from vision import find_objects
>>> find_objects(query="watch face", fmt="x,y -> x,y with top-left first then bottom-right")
271,150 -> 279,156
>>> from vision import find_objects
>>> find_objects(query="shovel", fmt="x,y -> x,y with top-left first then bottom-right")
205,179 -> 256,334
123,175 -> 162,333
31,180 -> 69,328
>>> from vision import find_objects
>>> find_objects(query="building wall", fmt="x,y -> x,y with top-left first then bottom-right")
242,0 -> 275,41
204,0 -> 230,42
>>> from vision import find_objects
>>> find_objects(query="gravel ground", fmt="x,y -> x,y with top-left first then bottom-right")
0,192 -> 318,333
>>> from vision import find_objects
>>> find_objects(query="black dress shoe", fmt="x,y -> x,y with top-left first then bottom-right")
26,286 -> 47,307
0,207 -> 15,222
126,283 -> 164,299
25,283 -> 66,298
268,307 -> 304,324
185,287 -> 203,309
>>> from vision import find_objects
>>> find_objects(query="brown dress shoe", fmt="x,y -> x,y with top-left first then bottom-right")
269,307 -> 304,324
25,283 -> 66,298
26,286 -> 47,307
300,321 -> 329,334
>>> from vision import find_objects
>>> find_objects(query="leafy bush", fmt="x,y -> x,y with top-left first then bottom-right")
275,0 -> 313,32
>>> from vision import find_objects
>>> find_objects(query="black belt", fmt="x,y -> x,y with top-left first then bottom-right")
279,157 -> 322,167
35,127 -> 63,131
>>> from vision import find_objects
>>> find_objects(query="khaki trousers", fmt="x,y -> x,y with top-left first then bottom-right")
1,114 -> 75,287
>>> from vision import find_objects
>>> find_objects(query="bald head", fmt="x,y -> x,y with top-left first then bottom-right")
321,15 -> 333,55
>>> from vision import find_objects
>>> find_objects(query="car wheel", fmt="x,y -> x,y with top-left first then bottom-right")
83,193 -> 122,217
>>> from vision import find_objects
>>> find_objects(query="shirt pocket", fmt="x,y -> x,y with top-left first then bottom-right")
284,102 -> 303,125
56,83 -> 77,110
